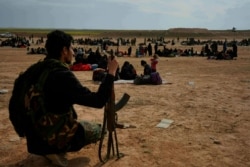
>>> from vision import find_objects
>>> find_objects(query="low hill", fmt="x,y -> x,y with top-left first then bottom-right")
0,28 -> 250,39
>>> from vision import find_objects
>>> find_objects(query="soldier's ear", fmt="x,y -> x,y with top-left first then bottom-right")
61,46 -> 69,56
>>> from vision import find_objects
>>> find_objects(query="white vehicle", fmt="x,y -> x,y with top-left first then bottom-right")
0,32 -> 16,38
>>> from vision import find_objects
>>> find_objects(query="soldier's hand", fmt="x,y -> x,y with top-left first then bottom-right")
107,55 -> 119,77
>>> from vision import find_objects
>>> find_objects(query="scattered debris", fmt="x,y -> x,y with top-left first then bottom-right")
210,137 -> 222,145
188,81 -> 194,85
0,89 -> 8,94
9,136 -> 20,142
156,119 -> 174,128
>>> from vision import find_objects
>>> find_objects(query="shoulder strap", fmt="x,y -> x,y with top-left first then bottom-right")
26,59 -> 69,116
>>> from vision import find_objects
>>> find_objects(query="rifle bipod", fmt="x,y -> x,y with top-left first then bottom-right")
98,93 -> 130,163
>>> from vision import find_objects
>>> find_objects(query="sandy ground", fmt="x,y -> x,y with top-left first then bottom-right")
0,36 -> 250,167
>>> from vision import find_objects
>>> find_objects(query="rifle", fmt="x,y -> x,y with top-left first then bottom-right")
98,54 -> 134,163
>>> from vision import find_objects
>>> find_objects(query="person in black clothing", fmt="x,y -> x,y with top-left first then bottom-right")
133,60 -> 152,85
19,30 -> 119,166
154,43 -> 158,54
210,41 -> 218,54
128,46 -> 132,56
232,42 -> 238,59
120,61 -> 137,80
148,43 -> 152,56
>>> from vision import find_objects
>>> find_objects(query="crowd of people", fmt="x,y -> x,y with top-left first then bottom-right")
200,39 -> 238,60
0,36 -> 30,47
27,47 -> 47,55
1,32 -> 241,62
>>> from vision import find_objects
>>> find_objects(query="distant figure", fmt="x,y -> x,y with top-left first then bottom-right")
205,44 -> 209,53
148,43 -> 152,56
154,43 -> 158,54
232,42 -> 238,59
102,42 -> 107,51
210,41 -> 218,54
223,39 -> 227,53
74,48 -> 84,65
128,46 -> 132,56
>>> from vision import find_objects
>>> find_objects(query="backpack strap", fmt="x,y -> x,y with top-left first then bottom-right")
26,59 -> 78,149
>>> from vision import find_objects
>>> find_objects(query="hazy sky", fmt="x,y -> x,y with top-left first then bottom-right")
0,0 -> 249,30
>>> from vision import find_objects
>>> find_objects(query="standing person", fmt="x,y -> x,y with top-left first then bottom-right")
9,30 -> 119,167
128,46 -> 132,56
147,43 -> 152,56
154,42 -> 158,54
223,39 -> 227,53
232,42 -> 238,59
150,54 -> 159,72
210,41 -> 218,54
205,44 -> 210,55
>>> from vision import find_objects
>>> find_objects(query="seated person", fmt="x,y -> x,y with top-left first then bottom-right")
133,60 -> 152,85
141,60 -> 152,75
120,61 -> 137,80
73,53 -> 84,65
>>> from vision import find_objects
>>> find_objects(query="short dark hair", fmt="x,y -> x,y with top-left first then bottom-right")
141,60 -> 146,66
45,30 -> 73,59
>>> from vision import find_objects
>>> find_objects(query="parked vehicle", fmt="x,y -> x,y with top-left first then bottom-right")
0,32 -> 16,38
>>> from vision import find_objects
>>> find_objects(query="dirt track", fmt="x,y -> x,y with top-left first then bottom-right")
0,33 -> 250,167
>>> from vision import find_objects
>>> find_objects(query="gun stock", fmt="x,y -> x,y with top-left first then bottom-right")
98,89 -> 131,162
98,53 -> 133,163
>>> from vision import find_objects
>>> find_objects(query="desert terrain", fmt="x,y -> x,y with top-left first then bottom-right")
0,29 -> 250,167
